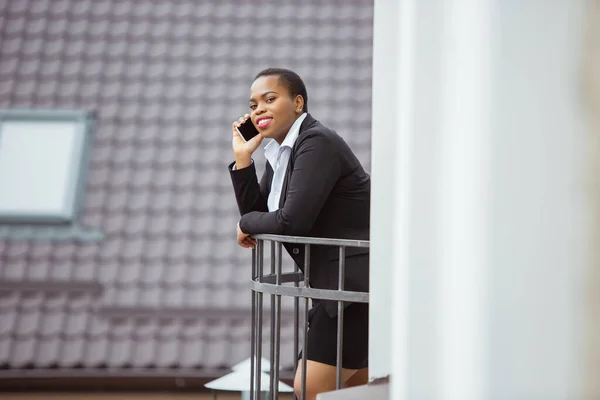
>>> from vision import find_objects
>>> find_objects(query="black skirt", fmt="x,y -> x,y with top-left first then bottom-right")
301,300 -> 369,370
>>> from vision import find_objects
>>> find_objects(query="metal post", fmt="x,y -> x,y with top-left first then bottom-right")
269,242 -> 276,399
301,243 -> 311,400
251,246 -> 257,400
336,246 -> 346,389
255,240 -> 264,399
293,262 -> 299,396
272,241 -> 283,399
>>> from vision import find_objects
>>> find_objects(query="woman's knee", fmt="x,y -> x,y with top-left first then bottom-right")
293,366 -> 321,399
293,360 -> 357,399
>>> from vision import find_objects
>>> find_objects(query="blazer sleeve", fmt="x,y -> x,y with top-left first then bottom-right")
239,131 -> 341,235
228,160 -> 270,215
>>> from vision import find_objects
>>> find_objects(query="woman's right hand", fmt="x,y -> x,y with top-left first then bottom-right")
232,114 -> 264,169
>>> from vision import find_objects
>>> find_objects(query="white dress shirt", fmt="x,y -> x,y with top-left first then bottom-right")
264,113 -> 307,211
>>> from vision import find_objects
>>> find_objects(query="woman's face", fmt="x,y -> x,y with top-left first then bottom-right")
249,75 -> 303,143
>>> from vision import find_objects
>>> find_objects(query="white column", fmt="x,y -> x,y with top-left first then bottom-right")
371,0 -> 588,399
369,0 -> 403,385
437,0 -> 492,399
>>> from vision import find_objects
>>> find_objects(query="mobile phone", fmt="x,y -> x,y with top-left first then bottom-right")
236,118 -> 260,142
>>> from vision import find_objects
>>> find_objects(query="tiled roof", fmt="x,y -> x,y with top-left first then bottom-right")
0,0 -> 373,374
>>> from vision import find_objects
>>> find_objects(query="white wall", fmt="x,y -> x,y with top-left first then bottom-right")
486,1 -> 586,398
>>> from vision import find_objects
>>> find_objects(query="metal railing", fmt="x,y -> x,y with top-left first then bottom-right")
250,234 -> 370,400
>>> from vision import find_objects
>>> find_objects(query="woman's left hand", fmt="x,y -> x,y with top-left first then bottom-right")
237,223 -> 256,249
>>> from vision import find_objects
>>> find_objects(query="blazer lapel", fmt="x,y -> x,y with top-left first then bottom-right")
278,113 -> 318,209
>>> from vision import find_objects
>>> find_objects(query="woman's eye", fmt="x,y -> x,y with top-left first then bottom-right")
249,104 -> 257,110
266,97 -> 275,103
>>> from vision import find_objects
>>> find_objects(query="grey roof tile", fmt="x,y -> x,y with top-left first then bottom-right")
137,285 -> 161,308
110,317 -> 134,338
71,262 -> 98,282
180,319 -> 203,339
0,307 -> 17,336
36,336 -> 61,367
42,292 -> 67,311
4,242 -> 29,259
45,17 -> 68,36
48,262 -> 74,281
39,309 -> 65,337
19,57 -> 40,76
1,36 -> 23,57
15,309 -> 40,337
157,318 -> 181,339
165,215 -> 193,237
87,316 -> 109,338
88,0 -> 111,15
20,291 -> 44,311
0,336 -> 13,365
111,0 -> 132,16
182,286 -> 208,308
67,291 -> 92,311
64,311 -> 88,337
140,236 -> 168,259
132,337 -> 157,367
107,336 -> 133,367
203,322 -> 229,368
83,336 -> 109,367
0,291 -> 19,309
117,264 -> 142,285
37,80 -> 59,97
113,285 -> 138,307
59,337 -> 86,367
139,264 -> 164,287
96,262 -> 118,284
2,261 -> 27,280
155,337 -> 180,368
0,80 -> 15,98
133,318 -> 158,339
179,338 -> 203,368
88,19 -> 110,38
162,287 -> 185,308
162,264 -> 188,286
12,337 -> 36,367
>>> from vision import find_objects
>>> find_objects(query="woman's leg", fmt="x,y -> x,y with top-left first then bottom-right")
293,360 -> 364,400
343,367 -> 368,388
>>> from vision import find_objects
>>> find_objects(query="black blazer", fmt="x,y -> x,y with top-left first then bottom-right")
229,113 -> 370,316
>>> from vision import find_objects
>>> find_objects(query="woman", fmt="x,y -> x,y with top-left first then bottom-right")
228,68 -> 370,399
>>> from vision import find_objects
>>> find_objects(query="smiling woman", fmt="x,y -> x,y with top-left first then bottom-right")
228,68 -> 371,400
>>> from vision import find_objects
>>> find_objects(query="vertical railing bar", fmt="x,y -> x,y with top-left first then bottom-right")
272,241 -> 282,399
251,246 -> 257,400
256,239 -> 264,399
293,262 -> 299,397
336,246 -> 346,390
257,293 -> 264,398
301,243 -> 311,400
270,241 -> 276,400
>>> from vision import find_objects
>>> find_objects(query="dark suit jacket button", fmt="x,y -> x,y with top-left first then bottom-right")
292,248 -> 300,254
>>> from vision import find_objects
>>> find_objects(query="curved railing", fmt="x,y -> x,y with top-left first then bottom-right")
249,234 -> 369,400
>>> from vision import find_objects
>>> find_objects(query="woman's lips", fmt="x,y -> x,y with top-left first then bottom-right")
257,117 -> 272,129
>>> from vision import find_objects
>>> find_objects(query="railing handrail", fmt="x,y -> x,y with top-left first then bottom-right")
252,233 -> 370,248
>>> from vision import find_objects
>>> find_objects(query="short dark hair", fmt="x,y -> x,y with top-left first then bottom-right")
254,68 -> 308,112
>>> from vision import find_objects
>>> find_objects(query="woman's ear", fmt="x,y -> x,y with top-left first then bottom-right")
295,95 -> 304,113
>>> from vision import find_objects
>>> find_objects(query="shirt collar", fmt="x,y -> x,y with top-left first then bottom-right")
264,113 -> 308,160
